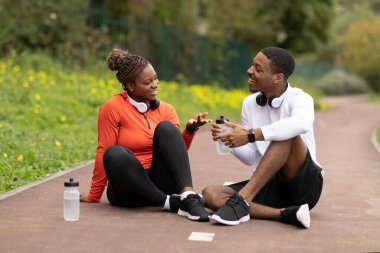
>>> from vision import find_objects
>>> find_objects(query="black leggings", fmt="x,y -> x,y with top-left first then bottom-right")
103,121 -> 193,207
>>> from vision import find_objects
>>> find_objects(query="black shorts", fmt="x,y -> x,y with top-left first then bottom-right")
228,150 -> 323,209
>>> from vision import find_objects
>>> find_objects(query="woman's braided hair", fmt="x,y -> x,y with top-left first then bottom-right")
107,49 -> 150,89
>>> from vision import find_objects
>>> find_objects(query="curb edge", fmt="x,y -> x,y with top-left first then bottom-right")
371,129 -> 380,155
0,160 -> 94,201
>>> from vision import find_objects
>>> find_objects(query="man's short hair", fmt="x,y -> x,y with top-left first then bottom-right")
261,47 -> 295,80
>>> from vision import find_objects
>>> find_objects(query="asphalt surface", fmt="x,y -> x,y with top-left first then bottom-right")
1,95 -> 380,253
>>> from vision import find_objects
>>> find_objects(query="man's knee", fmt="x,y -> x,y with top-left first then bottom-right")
269,138 -> 293,149
202,185 -> 234,210
269,136 -> 307,164
202,186 -> 220,208
202,185 -> 216,201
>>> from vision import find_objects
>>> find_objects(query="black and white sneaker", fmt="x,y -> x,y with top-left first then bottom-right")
210,193 -> 250,226
169,194 -> 181,213
177,194 -> 209,221
280,204 -> 310,229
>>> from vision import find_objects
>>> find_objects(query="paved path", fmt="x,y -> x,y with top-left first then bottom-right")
1,95 -> 380,252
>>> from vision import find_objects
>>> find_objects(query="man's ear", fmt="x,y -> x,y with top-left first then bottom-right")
273,73 -> 285,84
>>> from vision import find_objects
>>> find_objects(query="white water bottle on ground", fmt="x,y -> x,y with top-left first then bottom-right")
63,178 -> 80,221
216,116 -> 230,155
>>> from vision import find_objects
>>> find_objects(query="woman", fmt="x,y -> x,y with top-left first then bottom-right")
80,48 -> 210,221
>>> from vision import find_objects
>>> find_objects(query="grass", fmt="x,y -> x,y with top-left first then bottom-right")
368,93 -> 380,147
0,52 -> 323,193
0,52 -> 249,192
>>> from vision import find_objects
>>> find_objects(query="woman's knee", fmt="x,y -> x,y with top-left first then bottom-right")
103,146 -> 132,168
155,121 -> 179,137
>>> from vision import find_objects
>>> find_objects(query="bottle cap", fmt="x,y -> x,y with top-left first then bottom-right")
64,178 -> 79,187
216,115 -> 228,124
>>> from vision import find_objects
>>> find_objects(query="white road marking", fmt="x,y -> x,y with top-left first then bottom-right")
188,232 -> 215,242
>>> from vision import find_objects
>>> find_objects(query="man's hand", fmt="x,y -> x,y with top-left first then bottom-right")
185,112 -> 212,134
219,120 -> 249,148
211,122 -> 222,140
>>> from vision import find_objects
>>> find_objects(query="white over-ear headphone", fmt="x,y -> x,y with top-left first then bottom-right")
255,93 -> 283,108
128,95 -> 149,113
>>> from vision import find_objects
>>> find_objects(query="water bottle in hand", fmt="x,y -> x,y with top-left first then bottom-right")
216,116 -> 230,155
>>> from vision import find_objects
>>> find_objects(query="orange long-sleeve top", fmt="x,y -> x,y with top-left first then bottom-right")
87,92 -> 195,202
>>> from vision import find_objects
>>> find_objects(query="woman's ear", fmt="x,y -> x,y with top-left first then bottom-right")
126,82 -> 134,93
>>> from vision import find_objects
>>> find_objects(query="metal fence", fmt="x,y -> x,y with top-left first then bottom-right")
85,6 -> 252,88
84,6 -> 345,88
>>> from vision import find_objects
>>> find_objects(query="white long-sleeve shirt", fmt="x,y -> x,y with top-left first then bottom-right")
231,84 -> 322,171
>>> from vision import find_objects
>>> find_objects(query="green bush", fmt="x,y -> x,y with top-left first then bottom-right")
313,69 -> 369,95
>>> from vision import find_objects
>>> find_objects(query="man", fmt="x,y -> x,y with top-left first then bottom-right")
202,47 -> 323,228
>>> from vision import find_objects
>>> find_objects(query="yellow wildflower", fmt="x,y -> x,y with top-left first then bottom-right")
17,155 -> 24,162
28,75 -> 35,82
12,65 -> 21,72
59,115 -> 67,123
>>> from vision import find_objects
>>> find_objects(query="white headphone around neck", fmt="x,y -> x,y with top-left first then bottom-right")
128,95 -> 160,113
128,95 -> 149,113
255,93 -> 283,108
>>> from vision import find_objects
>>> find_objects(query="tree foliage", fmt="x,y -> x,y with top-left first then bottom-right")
1,0 -> 88,51
92,0 -> 335,55
0,0 -> 110,66
96,0 -> 199,30
0,0 -> 340,86
338,17 -> 380,92
278,0 -> 335,53
203,0 -> 335,54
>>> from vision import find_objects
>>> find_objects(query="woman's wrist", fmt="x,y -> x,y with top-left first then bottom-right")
185,125 -> 199,134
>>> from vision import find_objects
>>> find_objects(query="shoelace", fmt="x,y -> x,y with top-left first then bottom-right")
185,194 -> 203,207
225,194 -> 240,207
225,194 -> 249,208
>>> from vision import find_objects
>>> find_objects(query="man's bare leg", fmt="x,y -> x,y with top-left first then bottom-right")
203,136 -> 308,222
239,136 -> 307,202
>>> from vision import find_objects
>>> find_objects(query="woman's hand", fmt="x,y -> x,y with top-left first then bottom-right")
80,193 -> 96,203
185,112 -> 212,134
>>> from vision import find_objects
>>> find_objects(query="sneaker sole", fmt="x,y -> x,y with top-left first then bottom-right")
210,213 -> 250,226
178,209 -> 209,222
296,204 -> 310,229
